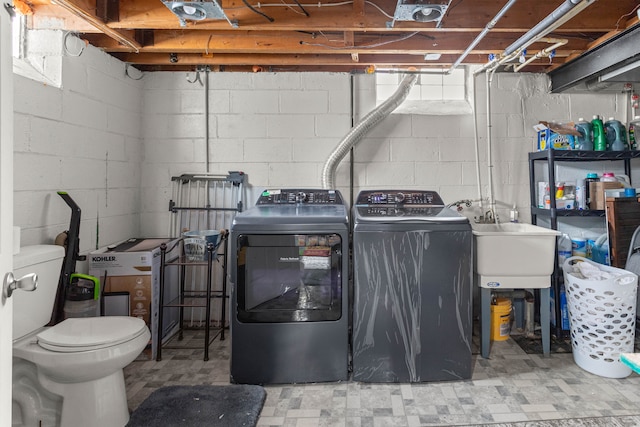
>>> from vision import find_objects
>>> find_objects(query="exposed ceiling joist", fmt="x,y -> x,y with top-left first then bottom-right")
21,0 -> 640,78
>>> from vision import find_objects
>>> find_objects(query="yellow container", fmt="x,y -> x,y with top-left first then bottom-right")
490,298 -> 512,341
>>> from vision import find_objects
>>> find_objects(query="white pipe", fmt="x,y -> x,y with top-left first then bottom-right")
449,0 -> 519,73
204,68 -> 210,173
321,73 -> 418,189
472,73 -> 485,216
513,39 -> 567,72
476,1 -> 594,75
504,0 -> 582,55
485,70 -> 497,222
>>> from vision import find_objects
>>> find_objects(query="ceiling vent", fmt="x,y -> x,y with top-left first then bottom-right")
161,1 -> 236,27
388,0 -> 450,28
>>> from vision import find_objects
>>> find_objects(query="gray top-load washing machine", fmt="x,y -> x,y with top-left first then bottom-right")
352,190 -> 473,382
230,189 -> 349,384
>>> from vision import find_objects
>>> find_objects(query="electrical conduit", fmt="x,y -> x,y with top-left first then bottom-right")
448,0 -> 519,73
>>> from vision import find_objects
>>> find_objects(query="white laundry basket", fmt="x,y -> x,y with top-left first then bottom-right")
563,256 -> 638,378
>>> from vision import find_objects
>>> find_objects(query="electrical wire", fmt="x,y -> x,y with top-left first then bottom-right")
614,3 -> 640,30
291,0 -> 310,16
243,0 -> 275,22
63,32 -> 85,57
205,34 -> 214,55
125,63 -> 144,80
186,70 -> 203,85
226,0 -> 394,20
301,31 -> 420,50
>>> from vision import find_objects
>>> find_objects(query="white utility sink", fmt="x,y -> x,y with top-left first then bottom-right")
472,222 -> 560,288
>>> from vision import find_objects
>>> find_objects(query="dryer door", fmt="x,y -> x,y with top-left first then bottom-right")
236,233 -> 343,322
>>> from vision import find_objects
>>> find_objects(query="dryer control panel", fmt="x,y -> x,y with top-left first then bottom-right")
257,189 -> 344,205
355,190 -> 444,207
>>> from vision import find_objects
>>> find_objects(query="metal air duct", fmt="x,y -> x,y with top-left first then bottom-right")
321,73 -> 418,189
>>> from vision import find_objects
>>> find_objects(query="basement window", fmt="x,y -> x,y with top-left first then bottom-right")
12,15 -> 63,88
375,66 -> 473,115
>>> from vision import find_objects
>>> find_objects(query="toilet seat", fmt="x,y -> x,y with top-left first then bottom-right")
36,316 -> 148,352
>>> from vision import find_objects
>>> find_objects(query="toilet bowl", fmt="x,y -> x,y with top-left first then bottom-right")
12,246 -> 150,427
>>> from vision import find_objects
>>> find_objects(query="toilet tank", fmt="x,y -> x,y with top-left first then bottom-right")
13,245 -> 65,341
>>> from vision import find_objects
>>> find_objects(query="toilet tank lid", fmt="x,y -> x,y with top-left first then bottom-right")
14,245 -> 65,270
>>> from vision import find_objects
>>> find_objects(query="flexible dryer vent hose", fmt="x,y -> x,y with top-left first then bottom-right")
321,73 -> 418,189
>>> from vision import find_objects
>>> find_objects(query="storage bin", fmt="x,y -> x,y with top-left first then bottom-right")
183,230 -> 221,261
563,256 -> 637,378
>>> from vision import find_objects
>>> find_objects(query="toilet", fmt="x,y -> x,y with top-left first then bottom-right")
12,245 -> 150,427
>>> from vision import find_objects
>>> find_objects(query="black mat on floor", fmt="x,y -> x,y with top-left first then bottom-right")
511,333 -> 573,354
127,385 -> 266,427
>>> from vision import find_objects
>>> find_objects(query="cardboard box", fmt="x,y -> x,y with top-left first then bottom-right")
89,238 -> 180,360
589,182 -> 623,210
534,122 -> 580,151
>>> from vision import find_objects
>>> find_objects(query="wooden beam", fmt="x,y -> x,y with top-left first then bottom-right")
82,30 -> 588,56
47,0 -> 141,51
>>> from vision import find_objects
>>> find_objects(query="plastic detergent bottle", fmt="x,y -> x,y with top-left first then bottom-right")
574,118 -> 593,150
576,178 -> 586,210
557,233 -> 572,268
601,172 -> 616,182
629,115 -> 640,150
591,115 -> 606,151
604,117 -> 627,151
584,173 -> 599,209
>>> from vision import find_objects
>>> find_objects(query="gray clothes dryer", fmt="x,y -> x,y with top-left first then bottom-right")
230,189 -> 349,384
352,190 -> 473,383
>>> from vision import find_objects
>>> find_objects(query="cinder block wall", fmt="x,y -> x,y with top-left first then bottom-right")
14,40 -> 628,249
139,71 -> 626,236
13,43 -> 143,253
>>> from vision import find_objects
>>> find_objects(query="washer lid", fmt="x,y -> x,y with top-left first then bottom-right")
36,316 -> 147,352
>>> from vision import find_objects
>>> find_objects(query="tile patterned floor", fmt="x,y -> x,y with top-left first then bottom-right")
124,329 -> 640,426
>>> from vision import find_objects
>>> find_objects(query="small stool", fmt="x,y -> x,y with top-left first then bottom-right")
478,275 -> 551,358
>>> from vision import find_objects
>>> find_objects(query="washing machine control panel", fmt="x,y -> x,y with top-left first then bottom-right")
257,189 -> 344,205
358,206 -> 446,218
356,190 -> 444,207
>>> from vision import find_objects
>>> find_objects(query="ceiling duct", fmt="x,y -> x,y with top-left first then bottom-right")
388,0 -> 451,28
161,1 -> 236,27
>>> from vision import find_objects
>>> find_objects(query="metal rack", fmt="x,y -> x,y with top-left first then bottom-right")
156,172 -> 246,361
156,236 -> 227,361
528,150 -> 640,338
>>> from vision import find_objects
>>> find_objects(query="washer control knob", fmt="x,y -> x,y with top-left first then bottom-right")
295,192 -> 308,203
395,193 -> 405,203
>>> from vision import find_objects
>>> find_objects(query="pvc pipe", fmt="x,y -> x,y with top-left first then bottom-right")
485,70 -> 497,222
513,39 -> 567,72
472,74 -> 485,215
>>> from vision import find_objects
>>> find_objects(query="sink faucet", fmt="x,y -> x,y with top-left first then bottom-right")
474,210 -> 498,224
